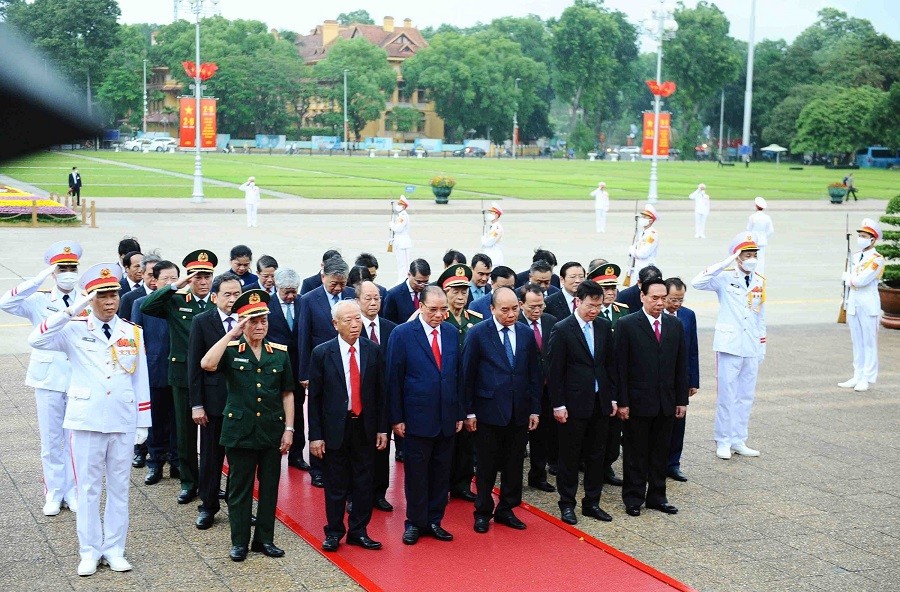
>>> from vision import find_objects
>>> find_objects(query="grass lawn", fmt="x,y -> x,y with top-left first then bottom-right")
3,151 -> 897,200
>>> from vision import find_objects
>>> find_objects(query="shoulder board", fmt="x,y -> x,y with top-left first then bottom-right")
227,340 -> 241,347
873,252 -> 885,260
613,302 -> 628,309
175,287 -> 191,295
37,289 -> 51,293
72,317 -> 88,322
119,318 -> 136,326
724,267 -> 735,271
466,309 -> 483,319
268,342 -> 288,351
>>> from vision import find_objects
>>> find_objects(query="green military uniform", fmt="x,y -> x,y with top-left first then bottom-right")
445,308 -> 483,349
599,302 -> 629,328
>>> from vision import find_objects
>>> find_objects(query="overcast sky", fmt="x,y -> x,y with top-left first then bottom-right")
118,0 -> 898,48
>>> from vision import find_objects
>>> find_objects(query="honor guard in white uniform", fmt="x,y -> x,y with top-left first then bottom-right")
239,176 -> 261,228
692,232 -> 766,460
481,202 -> 505,266
0,240 -> 84,516
591,182 -> 610,233
29,263 -> 152,577
689,183 -> 710,238
390,196 -> 413,283
838,219 -> 884,392
746,197 -> 774,273
629,204 -> 659,277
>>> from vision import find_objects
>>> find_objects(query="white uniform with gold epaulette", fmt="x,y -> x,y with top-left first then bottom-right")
591,188 -> 610,232
631,227 -> 659,275
690,189 -> 710,238
390,209 -> 412,283
481,221 -> 505,266
747,211 -> 775,273
845,248 -> 883,384
29,312 -> 151,563
692,261 -> 766,448
0,275 -> 82,508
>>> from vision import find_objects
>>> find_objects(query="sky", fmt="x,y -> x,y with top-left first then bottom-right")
118,0 -> 898,48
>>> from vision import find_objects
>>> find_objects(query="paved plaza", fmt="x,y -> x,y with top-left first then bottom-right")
0,197 -> 898,591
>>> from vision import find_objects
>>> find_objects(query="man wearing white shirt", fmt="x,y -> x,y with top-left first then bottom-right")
591,181 -> 610,233
544,262 -> 584,320
689,183 -> 710,238
746,197 -> 775,273
239,176 -> 260,228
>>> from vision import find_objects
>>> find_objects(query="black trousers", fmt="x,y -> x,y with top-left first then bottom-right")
449,429 -> 475,494
403,433 -> 454,528
70,186 -> 80,204
372,434 -> 390,499
288,384 -> 307,464
198,414 -> 226,513
225,446 -> 281,547
622,412 -> 674,508
604,415 -> 622,470
668,416 -> 686,469
528,391 -> 557,483
172,385 -> 199,492
323,414 -> 375,539
557,406 -> 609,509
473,422 -> 528,519
147,386 -> 179,469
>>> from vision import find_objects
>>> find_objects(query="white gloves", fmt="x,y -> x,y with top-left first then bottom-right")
67,292 -> 92,317
134,428 -> 148,445
39,265 -> 57,281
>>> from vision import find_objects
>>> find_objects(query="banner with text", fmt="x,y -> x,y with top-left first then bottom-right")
179,97 -> 217,149
641,111 -> 671,158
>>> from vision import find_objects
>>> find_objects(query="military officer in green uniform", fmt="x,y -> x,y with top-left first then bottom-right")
439,264 -> 484,500
140,249 -> 217,504
201,289 -> 295,562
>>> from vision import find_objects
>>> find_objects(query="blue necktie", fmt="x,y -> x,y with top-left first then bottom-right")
284,304 -> 293,328
584,322 -> 598,392
331,294 -> 339,308
501,327 -> 514,366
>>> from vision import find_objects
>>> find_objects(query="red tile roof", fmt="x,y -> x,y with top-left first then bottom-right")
296,23 -> 428,64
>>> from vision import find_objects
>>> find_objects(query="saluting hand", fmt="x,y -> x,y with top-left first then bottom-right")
175,269 -> 198,290
230,316 -> 249,338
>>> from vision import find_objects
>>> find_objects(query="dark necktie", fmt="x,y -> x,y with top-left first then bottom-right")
603,308 -> 611,322
369,322 -> 379,344
63,294 -> 70,307
225,317 -> 234,332
331,294 -> 339,307
349,345 -> 362,415
132,283 -> 141,291
531,320 -> 542,351
413,292 -> 420,308
745,275 -> 750,287
502,327 -> 515,366
102,323 -> 112,340
654,319 -> 661,343
431,329 -> 442,370
198,299 -> 206,310
571,299 -> 577,314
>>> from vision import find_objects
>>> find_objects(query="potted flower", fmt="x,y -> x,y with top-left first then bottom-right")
827,182 -> 847,204
878,194 -> 900,329
430,175 -> 456,204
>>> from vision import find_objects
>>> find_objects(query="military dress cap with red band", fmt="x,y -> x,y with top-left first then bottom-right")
44,240 -> 83,266
233,289 -> 270,318
437,264 -> 473,290
729,231 -> 760,255
641,203 -> 658,221
79,262 -> 123,294
857,218 -> 882,241
587,263 -> 621,286
182,249 -> 217,273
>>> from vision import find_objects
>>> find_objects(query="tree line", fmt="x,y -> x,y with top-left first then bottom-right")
2,0 -> 897,156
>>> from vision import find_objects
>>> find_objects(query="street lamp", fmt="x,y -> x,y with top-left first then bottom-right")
512,77 -> 521,160
188,0 -> 218,203
142,59 -> 148,134
643,0 -> 678,203
343,68 -> 349,155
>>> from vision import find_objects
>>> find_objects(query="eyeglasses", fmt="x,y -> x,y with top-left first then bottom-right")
666,298 -> 684,303
423,306 -> 449,315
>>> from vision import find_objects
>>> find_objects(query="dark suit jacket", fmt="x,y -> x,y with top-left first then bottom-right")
468,293 -> 492,318
132,295 -> 169,389
616,285 -> 642,313
234,271 -> 258,288
466,283 -> 491,306
670,306 -> 699,390
308,337 -> 387,449
461,320 -> 541,427
519,312 -> 557,375
267,296 -> 300,384
614,311 -> 689,416
119,277 -> 139,297
386,320 -> 463,438
383,281 -> 418,325
544,290 -> 575,321
297,285 -> 354,381
68,172 -> 81,189
118,284 -> 147,320
547,313 -> 616,418
187,308 -> 230,416
299,272 -> 322,295
360,317 -> 396,348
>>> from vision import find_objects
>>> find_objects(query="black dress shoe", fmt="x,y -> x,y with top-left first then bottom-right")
251,541 -> 285,557
169,465 -> 180,479
647,503 -> 679,515
144,467 -> 163,486
582,505 -> 613,522
395,451 -> 405,463
626,506 -> 641,517
229,545 -> 248,562
402,524 -> 420,545
196,510 -> 215,530
347,535 -> 382,550
310,474 -> 325,488
474,516 -> 490,533
132,454 -> 146,469
218,488 -> 227,500
373,497 -> 394,512
494,513 -> 526,530
450,489 -> 477,502
322,535 -> 340,552
528,480 -> 556,492
560,507 -> 578,525
288,458 -> 311,471
177,489 -> 198,504
666,467 -> 688,482
548,464 -> 558,476
604,468 -> 624,487
427,524 -> 454,541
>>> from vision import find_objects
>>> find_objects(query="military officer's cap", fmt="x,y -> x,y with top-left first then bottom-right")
397,195 -> 410,208
730,231 -> 760,254
641,203 -> 658,221
754,196 -> 767,210
438,264 -> 473,290
44,240 -> 83,266
234,289 -> 270,318
488,201 -> 503,217
183,249 -> 217,273
857,218 -> 881,241
588,263 -> 621,286
80,263 -> 122,294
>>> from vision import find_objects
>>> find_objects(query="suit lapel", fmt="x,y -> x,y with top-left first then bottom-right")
637,313 -> 657,345
414,325 -> 439,370
572,316 -> 592,358
358,338 -> 368,384
329,340 -> 349,398
591,319 -> 603,359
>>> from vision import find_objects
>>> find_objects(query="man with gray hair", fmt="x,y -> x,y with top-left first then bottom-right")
298,258 -> 353,486
119,251 -> 162,322
271,268 -> 306,470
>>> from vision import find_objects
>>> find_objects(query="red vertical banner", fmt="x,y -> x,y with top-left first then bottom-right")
641,111 -> 672,158
200,98 -> 217,149
179,97 -> 196,148
641,112 -> 654,156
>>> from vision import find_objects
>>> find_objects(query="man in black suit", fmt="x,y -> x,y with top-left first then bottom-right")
242,255 -> 278,295
119,253 -> 161,321
523,260 -> 561,298
518,283 -> 558,492
514,248 -> 561,289
188,272 -> 243,529
357,280 -> 396,511
548,280 -> 618,525
119,250 -> 143,295
466,253 -> 492,306
383,258 -> 431,325
309,300 -> 388,552
544,262 -> 584,320
300,249 -> 341,295
68,166 -> 82,205
615,278 -> 688,517
664,277 -> 700,482
616,265 -> 661,313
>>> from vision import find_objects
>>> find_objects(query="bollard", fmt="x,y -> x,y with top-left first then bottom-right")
81,201 -> 87,225
31,200 -> 38,227
115,145 -> 120,152
89,201 -> 97,228
369,149 -> 376,158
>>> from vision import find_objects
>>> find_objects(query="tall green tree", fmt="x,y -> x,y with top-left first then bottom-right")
760,84 -> 830,147
792,85 -> 885,156
336,10 -> 374,25
95,24 -> 156,128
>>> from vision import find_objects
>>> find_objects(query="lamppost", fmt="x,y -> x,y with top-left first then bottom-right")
741,0 -> 757,165
142,59 -> 148,134
643,0 -> 678,203
512,77 -> 521,160
343,68 -> 349,155
188,0 -> 217,203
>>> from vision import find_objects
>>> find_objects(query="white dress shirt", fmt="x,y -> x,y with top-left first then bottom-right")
642,308 -> 662,338
363,315 -> 381,342
418,315 -> 441,354
493,317 -> 516,351
217,308 -> 238,332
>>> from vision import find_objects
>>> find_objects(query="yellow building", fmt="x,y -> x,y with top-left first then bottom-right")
143,66 -> 184,136
296,16 -> 444,141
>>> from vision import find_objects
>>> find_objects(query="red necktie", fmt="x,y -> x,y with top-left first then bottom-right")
431,329 -> 442,370
572,299 -> 577,314
413,292 -> 420,308
653,319 -> 661,343
349,345 -> 362,415
532,320 -> 542,351
369,322 -> 378,344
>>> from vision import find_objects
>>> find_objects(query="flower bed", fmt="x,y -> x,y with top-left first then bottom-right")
0,184 -> 79,224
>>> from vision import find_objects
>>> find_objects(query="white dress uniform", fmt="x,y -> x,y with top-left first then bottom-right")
747,198 -> 774,274
28,264 -> 151,574
591,184 -> 610,233
631,226 -> 659,276
481,221 -> 505,266
689,186 -> 710,238
239,178 -> 260,228
390,198 -> 413,283
0,242 -> 84,512
841,219 -> 884,391
692,233 -> 766,454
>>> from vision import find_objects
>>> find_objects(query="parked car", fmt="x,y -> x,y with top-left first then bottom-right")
122,138 -> 152,151
452,146 -> 486,158
149,137 -> 177,152
856,146 -> 900,169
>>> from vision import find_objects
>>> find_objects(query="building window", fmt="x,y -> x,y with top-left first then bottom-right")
397,80 -> 407,103
417,88 -> 428,103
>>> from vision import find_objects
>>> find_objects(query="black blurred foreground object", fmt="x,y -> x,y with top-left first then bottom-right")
0,26 -> 104,162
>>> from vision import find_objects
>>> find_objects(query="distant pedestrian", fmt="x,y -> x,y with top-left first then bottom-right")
68,167 -> 82,206
239,177 -> 260,228
689,183 -> 710,239
591,182 -> 610,233
746,197 -> 774,274
843,174 -> 858,201
389,196 -> 412,283
481,202 -> 505,266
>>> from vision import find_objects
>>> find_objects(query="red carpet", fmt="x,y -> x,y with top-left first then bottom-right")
267,450 -> 695,592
